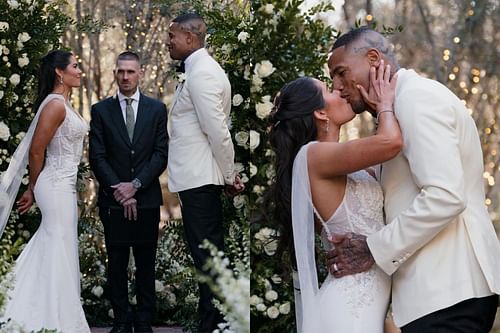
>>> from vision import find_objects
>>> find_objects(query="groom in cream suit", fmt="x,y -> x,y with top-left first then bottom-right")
327,27 -> 500,332
166,13 -> 243,333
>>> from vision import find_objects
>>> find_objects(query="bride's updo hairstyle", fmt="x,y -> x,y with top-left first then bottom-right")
268,76 -> 325,265
34,50 -> 73,111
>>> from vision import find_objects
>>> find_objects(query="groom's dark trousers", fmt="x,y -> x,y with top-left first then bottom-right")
178,184 -> 225,333
89,94 -> 168,326
401,295 -> 498,333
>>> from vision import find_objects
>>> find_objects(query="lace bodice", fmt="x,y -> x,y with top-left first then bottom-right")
316,170 -> 385,251
43,94 -> 87,177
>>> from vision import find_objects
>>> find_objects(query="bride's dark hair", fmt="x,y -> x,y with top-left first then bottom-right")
268,76 -> 325,265
34,50 -> 73,111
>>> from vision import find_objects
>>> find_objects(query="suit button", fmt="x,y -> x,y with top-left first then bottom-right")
131,168 -> 135,172
131,150 -> 135,154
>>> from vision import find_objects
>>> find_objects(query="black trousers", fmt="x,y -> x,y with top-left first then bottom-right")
401,295 -> 499,333
100,207 -> 159,325
178,185 -> 225,333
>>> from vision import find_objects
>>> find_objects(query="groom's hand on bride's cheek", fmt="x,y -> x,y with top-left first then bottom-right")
327,233 -> 375,278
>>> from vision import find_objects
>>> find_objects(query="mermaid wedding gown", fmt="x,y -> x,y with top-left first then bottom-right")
292,143 -> 391,333
2,94 -> 90,332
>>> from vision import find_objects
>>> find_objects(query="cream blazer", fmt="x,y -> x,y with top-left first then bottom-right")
368,69 -> 500,327
167,48 -> 235,193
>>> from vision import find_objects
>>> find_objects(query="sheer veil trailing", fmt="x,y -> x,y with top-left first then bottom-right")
291,142 -> 322,332
0,94 -> 62,238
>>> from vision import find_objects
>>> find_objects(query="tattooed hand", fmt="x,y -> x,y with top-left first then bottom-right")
326,233 -> 375,278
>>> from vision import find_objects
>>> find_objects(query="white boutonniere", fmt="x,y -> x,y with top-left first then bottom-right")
177,73 -> 187,83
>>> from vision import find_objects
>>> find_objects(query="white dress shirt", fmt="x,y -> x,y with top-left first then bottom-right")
117,89 -> 140,123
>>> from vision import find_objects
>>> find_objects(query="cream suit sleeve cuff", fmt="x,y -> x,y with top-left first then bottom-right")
368,85 -> 467,276
188,70 -> 235,185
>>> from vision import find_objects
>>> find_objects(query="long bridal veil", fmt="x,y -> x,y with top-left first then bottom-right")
291,143 -> 322,333
0,96 -> 55,238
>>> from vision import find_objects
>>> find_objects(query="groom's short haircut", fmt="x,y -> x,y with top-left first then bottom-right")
172,12 -> 206,44
116,51 -> 141,66
331,26 -> 396,63
331,26 -> 374,51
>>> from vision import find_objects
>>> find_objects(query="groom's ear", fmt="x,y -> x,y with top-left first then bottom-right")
366,49 -> 382,67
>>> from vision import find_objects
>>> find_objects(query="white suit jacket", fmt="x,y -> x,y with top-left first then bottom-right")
167,48 -> 235,192
368,69 -> 500,327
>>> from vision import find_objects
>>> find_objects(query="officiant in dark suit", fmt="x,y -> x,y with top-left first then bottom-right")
89,51 -> 168,333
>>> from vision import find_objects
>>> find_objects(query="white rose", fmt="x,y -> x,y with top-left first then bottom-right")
234,162 -> 244,174
22,230 -> 30,238
267,306 -> 280,319
255,95 -> 273,119
256,303 -> 267,312
0,22 -> 9,32
0,77 -> 6,86
254,60 -> 276,78
250,295 -> 262,306
249,162 -> 257,177
0,91 -> 3,100
279,302 -> 291,314
251,75 -> 263,93
261,4 -> 275,14
9,74 -> 20,86
234,131 -> 249,147
18,32 -> 31,43
3,47 -> 10,55
249,130 -> 260,151
7,0 -> 20,9
233,195 -> 246,209
265,290 -> 278,301
237,31 -> 249,43
155,280 -> 165,292
0,121 -> 11,141
263,238 -> 278,256
271,274 -> 282,284
18,54 -> 29,67
232,94 -> 244,106
91,286 -> 104,297
243,65 -> 251,80
220,43 -> 232,55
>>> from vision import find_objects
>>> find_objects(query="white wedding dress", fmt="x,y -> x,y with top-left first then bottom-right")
292,143 -> 391,333
1,94 -> 90,332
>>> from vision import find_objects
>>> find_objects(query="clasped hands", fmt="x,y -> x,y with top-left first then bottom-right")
224,174 -> 245,197
326,232 -> 375,278
111,182 -> 137,221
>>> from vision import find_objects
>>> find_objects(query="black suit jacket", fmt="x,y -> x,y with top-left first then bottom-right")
89,93 -> 168,209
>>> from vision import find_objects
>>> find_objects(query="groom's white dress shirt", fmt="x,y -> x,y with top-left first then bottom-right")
167,48 -> 235,192
368,68 -> 500,327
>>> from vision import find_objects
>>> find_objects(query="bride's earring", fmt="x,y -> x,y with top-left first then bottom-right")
59,76 -> 64,85
324,118 -> 330,133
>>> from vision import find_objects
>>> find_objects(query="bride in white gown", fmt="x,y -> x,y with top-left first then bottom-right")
268,62 -> 400,332
0,50 -> 90,332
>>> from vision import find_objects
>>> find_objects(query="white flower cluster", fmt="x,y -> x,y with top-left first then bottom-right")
203,241 -> 250,333
250,275 -> 290,320
253,227 -> 279,256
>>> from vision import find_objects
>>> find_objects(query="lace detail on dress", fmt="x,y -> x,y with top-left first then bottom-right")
43,95 -> 88,185
317,170 -> 386,318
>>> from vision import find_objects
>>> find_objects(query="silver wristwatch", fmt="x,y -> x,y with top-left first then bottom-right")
132,178 -> 142,189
